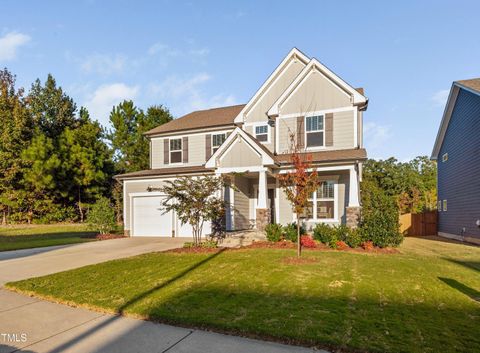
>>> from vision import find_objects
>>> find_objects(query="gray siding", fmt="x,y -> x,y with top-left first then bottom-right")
438,88 -> 480,242
233,176 -> 252,230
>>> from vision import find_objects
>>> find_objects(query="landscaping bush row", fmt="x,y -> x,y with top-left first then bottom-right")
266,216 -> 403,249
265,222 -> 306,243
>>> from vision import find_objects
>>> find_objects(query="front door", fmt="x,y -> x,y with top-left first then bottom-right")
268,189 -> 275,224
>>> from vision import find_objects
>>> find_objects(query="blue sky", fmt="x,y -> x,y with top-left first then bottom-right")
1,0 -> 479,160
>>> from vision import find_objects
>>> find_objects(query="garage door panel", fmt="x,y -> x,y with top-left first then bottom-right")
133,196 -> 172,236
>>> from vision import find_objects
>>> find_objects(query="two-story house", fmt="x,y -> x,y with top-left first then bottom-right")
115,48 -> 368,237
431,78 -> 480,245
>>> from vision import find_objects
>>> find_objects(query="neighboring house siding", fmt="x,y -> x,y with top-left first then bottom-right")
438,88 -> 480,242
220,140 -> 262,168
233,176 -> 252,230
280,71 -> 351,115
245,59 -> 305,123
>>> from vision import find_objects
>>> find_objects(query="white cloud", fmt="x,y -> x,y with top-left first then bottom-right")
431,89 -> 450,107
84,83 -> 139,124
148,73 -> 237,115
0,31 -> 30,61
80,53 -> 127,75
364,121 -> 392,156
148,43 -> 180,57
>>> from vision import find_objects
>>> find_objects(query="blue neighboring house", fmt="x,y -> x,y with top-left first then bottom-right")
431,78 -> 480,245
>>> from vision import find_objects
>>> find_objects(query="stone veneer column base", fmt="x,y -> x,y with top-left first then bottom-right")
124,229 -> 131,237
256,208 -> 271,231
346,207 -> 361,228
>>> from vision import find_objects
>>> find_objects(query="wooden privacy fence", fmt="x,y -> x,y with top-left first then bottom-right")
399,211 -> 437,236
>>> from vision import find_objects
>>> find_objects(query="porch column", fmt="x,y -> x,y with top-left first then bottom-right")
256,169 -> 270,231
257,170 -> 268,208
347,165 -> 361,228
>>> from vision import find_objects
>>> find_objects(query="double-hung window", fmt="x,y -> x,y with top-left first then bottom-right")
212,133 -> 226,154
305,180 -> 336,220
305,115 -> 324,148
170,138 -> 182,163
255,124 -> 269,142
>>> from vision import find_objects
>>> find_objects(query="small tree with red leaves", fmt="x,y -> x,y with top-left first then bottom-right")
277,133 -> 319,257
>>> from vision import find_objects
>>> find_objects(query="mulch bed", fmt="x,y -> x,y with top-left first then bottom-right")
243,241 -> 398,254
166,247 -> 222,254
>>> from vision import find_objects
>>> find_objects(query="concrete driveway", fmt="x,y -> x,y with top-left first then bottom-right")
0,238 -> 322,353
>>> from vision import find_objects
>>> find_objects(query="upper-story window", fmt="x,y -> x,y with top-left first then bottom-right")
212,133 -> 226,154
255,124 -> 269,142
170,138 -> 182,163
305,115 -> 324,148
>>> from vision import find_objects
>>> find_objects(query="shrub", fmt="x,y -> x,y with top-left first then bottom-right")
200,240 -> 217,248
300,235 -> 316,248
361,241 -> 374,251
336,240 -> 349,250
335,224 -> 350,242
313,223 -> 337,245
283,222 -> 306,243
87,197 -> 116,235
265,223 -> 283,242
345,227 -> 362,248
183,242 -> 195,248
360,180 -> 403,248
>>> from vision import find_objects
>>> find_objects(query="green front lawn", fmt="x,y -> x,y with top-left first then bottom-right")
0,224 -> 97,251
7,237 -> 480,353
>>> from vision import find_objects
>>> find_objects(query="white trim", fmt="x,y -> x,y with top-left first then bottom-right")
252,122 -> 271,144
353,108 -> 358,148
215,166 -> 268,174
148,127 -> 234,139
277,107 -> 355,120
304,180 -> 338,222
211,132 -> 227,155
304,114 -> 325,149
275,179 -> 280,224
275,116 -> 280,153
168,137 -> 183,165
233,48 -> 310,124
277,164 -> 355,174
268,58 -> 367,117
205,127 -> 275,168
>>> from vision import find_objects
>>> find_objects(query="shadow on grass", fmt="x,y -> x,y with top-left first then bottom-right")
438,277 -> 480,302
45,249 -> 225,353
443,258 -> 480,273
0,344 -> 37,353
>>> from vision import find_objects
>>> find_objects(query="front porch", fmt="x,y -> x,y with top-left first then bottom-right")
220,164 -> 361,232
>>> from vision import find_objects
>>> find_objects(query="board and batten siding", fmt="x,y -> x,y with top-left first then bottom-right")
438,88 -> 480,243
245,58 -> 306,123
233,176 -> 252,230
280,70 -> 351,116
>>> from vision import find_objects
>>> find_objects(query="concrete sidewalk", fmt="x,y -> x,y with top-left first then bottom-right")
0,238 -> 325,353
0,290 -> 321,353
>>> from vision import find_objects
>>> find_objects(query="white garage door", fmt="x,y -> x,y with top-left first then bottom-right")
132,195 -> 172,236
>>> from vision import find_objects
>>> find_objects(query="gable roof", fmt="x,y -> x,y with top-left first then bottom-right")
268,58 -> 368,117
456,78 -> 480,94
205,127 -> 275,168
431,78 -> 480,160
233,48 -> 310,124
144,104 -> 245,136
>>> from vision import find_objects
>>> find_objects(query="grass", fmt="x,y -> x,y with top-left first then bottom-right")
7,237 -> 480,353
0,224 -> 97,251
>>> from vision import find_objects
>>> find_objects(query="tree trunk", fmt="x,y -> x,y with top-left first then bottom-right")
2,210 -> 6,225
78,188 -> 84,223
297,221 -> 301,257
